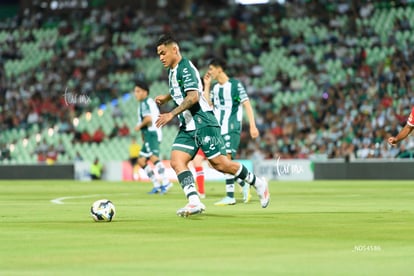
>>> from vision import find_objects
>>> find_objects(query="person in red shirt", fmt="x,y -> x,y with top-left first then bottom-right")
81,130 -> 91,143
118,123 -> 130,137
46,145 -> 58,164
388,107 -> 414,146
92,126 -> 105,143
37,152 -> 47,163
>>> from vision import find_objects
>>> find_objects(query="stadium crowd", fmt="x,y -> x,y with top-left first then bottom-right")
1,0 -> 414,162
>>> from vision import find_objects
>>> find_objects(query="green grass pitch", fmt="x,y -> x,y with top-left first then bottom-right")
1,180 -> 414,275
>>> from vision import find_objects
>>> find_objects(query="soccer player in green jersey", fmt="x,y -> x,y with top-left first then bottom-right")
204,58 -> 259,206
155,34 -> 269,217
134,80 -> 173,194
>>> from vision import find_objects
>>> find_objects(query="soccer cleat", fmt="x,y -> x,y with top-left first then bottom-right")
242,184 -> 252,203
147,187 -> 160,194
159,185 -> 167,195
214,196 -> 236,206
160,183 -> 173,194
255,177 -> 270,208
176,202 -> 206,217
165,182 -> 174,191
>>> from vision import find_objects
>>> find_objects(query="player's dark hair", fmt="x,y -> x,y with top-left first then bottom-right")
208,57 -> 227,71
157,33 -> 178,47
135,80 -> 149,94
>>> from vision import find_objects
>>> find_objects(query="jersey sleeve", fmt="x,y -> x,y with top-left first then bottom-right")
181,65 -> 200,92
141,101 -> 151,117
236,81 -> 249,103
407,107 -> 414,126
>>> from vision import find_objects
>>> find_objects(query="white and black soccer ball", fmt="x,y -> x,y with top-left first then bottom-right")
90,199 -> 116,222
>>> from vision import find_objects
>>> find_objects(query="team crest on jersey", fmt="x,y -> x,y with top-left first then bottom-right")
197,117 -> 202,123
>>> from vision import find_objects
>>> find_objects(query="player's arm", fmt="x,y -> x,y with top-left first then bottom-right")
172,90 -> 199,116
388,124 -> 414,146
242,100 -> 259,139
155,94 -> 172,105
155,90 -> 199,128
203,73 -> 213,106
135,115 -> 152,131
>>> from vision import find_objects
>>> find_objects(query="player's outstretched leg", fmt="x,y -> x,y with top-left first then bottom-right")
253,177 -> 270,208
234,165 -> 270,208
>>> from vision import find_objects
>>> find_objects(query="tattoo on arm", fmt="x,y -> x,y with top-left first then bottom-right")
171,91 -> 198,117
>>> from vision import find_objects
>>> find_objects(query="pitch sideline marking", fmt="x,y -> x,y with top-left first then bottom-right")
51,194 -> 101,205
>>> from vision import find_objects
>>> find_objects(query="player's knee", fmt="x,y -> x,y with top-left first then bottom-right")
170,159 -> 184,172
210,157 -> 228,173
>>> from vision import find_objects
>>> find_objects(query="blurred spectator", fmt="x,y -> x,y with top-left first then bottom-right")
109,123 -> 120,139
109,122 -> 130,138
397,144 -> 413,158
34,139 -> 48,155
26,106 -> 40,125
92,126 -> 105,143
37,153 -> 46,163
80,130 -> 92,143
58,117 -> 74,134
46,145 -> 58,165
74,151 -> 83,161
55,139 -> 66,155
128,137 -> 141,180
118,123 -> 130,137
0,144 -> 11,160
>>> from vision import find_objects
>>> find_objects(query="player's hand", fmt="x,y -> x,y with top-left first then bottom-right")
250,126 -> 259,139
388,136 -> 398,146
156,112 -> 174,128
203,72 -> 211,86
155,94 -> 169,105
134,126 -> 141,131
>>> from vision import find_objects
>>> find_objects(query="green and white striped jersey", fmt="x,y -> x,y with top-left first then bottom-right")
210,78 -> 248,134
137,96 -> 162,141
168,57 -> 219,131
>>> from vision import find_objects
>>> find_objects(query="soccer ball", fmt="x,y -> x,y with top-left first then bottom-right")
90,199 -> 116,222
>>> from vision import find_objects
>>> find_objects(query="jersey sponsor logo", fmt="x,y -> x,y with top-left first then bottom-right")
184,81 -> 197,89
